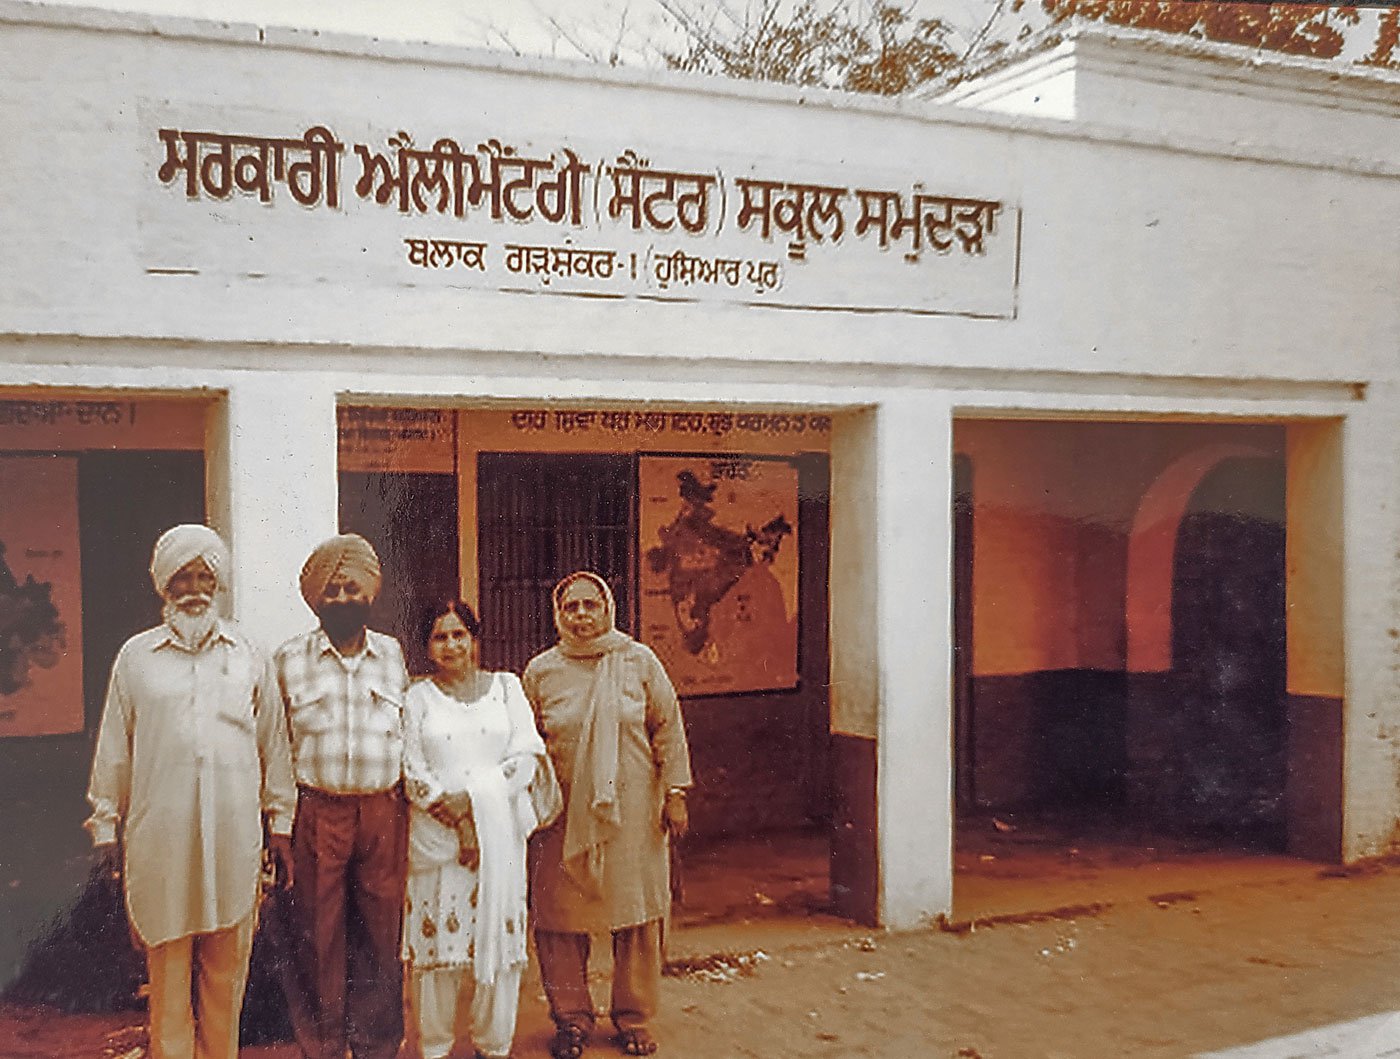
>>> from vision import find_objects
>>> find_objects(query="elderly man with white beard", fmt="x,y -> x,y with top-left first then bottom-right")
85,523 -> 297,1059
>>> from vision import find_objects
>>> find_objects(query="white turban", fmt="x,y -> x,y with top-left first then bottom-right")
150,524 -> 228,595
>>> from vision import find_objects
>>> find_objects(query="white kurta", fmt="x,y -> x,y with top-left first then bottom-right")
85,621 -> 297,948
402,673 -> 547,982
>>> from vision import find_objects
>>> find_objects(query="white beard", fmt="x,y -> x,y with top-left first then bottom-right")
164,598 -> 217,648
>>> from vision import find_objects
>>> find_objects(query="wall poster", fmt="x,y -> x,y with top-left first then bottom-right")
0,457 -> 83,737
639,454 -> 799,697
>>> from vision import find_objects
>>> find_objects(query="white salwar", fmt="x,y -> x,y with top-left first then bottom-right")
402,672 -> 548,1059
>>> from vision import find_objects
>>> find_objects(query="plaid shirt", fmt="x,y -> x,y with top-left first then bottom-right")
274,627 -> 409,794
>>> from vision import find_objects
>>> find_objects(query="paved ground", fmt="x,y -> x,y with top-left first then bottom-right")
7,853 -> 1400,1058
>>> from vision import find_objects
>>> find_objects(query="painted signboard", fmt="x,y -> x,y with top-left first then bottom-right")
141,112 -> 1020,318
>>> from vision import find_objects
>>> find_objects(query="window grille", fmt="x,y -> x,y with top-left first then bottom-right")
477,452 -> 636,674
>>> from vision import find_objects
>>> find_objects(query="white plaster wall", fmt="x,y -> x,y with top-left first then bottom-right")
1340,381 -> 1400,859
873,394 -> 954,927
1071,56 -> 1400,166
939,58 -> 1080,121
204,376 -> 339,650
943,35 -> 1400,167
1,7 -> 1398,386
829,394 -> 957,928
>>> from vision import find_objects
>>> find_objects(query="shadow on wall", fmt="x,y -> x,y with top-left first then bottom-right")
959,422 -> 1289,852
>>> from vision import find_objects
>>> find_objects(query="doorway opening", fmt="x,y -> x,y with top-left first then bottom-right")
951,418 -> 1338,918
1,393 -> 210,1000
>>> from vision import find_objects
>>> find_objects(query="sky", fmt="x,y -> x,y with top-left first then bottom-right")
34,0 -> 1386,68
36,0 -> 1032,64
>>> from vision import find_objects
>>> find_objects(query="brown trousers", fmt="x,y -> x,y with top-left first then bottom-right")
534,920 -> 662,1035
283,785 -> 407,1059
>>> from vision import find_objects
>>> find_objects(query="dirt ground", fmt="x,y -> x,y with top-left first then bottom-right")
6,823 -> 1400,1058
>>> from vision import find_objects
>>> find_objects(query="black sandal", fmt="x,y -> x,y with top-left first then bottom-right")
550,1022 -> 589,1059
616,1028 -> 658,1056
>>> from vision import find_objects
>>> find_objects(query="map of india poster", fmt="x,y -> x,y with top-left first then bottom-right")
0,456 -> 83,737
639,455 -> 799,696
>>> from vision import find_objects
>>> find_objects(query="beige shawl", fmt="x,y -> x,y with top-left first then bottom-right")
552,571 -> 633,898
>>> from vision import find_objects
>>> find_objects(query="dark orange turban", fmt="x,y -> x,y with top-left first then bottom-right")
299,533 -> 381,608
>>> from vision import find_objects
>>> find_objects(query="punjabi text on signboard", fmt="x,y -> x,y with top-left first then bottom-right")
152,123 -> 1016,315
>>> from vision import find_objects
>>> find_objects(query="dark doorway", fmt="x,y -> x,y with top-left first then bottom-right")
339,471 -> 459,674
1168,456 -> 1287,848
951,421 -> 1302,927
78,451 -> 208,728
3,450 -> 204,993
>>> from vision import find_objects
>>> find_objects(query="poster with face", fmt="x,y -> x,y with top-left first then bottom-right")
639,454 -> 799,696
0,456 -> 83,738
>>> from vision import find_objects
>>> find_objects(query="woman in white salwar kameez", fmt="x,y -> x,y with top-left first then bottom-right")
403,600 -> 560,1059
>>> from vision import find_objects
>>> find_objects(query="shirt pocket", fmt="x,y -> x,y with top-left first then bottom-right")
215,700 -> 256,733
368,687 -> 404,741
212,704 -> 258,770
288,692 -> 334,738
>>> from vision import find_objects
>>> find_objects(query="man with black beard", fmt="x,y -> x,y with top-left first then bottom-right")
86,524 -> 296,1059
274,533 -> 409,1059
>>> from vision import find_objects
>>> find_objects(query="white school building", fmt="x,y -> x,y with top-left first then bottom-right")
1,1 -> 1398,982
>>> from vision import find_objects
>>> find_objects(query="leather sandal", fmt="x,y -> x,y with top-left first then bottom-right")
549,1022 -> 589,1059
616,1027 -> 658,1055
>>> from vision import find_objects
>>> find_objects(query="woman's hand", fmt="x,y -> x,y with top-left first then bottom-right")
502,755 -> 533,796
426,799 -> 457,828
456,815 -> 480,870
439,790 -> 473,819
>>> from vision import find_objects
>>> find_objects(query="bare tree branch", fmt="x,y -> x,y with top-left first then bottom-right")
466,0 -> 1388,93
963,0 -> 1009,63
